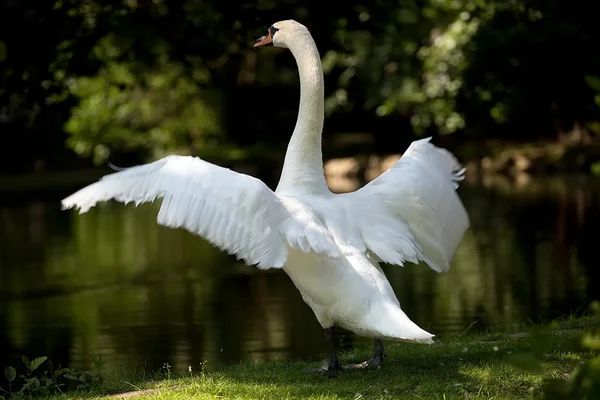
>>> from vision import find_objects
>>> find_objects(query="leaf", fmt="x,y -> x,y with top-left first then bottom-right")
26,377 -> 40,389
3,367 -> 16,383
53,368 -> 70,378
28,357 -> 47,373
0,385 -> 7,393
585,75 -> 600,92
91,355 -> 105,369
21,356 -> 29,368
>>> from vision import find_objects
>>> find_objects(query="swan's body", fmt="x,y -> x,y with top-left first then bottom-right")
62,20 -> 469,371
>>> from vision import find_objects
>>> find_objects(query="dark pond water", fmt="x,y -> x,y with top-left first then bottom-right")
1,172 -> 599,373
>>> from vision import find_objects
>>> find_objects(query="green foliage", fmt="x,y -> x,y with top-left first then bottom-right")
584,75 -> 600,94
412,8 -> 478,134
315,0 -> 600,138
500,303 -> 600,399
540,302 -> 600,399
65,34 -> 222,164
2,0 -> 600,171
0,355 -> 104,399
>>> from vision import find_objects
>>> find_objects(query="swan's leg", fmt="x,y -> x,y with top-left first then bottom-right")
346,339 -> 385,369
325,328 -> 342,371
308,328 -> 342,373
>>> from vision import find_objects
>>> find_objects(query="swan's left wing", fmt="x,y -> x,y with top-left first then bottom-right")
334,137 -> 469,272
62,155 -> 338,269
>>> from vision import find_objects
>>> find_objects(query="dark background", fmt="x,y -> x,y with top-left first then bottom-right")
1,0 -> 599,175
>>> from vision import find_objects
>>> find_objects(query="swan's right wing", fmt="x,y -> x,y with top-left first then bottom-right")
334,138 -> 469,272
62,155 -> 338,269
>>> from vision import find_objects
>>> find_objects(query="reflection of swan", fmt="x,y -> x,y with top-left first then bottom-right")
62,20 -> 469,372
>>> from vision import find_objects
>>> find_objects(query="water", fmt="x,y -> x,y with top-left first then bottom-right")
1,172 -> 599,373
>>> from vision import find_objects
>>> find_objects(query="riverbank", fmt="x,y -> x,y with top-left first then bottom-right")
456,137 -> 600,177
323,136 -> 600,188
16,314 -> 595,400
2,137 -> 600,194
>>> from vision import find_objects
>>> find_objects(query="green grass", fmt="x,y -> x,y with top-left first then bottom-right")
36,315 -> 599,400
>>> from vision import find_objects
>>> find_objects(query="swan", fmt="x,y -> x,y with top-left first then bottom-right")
61,20 -> 469,372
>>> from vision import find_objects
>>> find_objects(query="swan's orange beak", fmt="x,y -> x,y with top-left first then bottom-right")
254,31 -> 273,48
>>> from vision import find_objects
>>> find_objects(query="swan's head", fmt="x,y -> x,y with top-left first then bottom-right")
254,20 -> 309,49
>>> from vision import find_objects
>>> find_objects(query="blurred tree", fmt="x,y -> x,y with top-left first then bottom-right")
64,35 -> 222,163
457,0 -> 600,140
0,0 -> 106,172
1,0 -> 599,172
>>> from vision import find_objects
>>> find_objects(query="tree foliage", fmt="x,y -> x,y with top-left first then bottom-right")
65,34 -> 222,163
1,0 -> 599,171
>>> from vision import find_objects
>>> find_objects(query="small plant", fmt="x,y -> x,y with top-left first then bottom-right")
162,362 -> 171,381
0,355 -> 104,399
199,360 -> 208,376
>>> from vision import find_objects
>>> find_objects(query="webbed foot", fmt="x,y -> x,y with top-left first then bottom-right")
306,359 -> 343,374
307,328 -> 343,375
345,339 -> 385,370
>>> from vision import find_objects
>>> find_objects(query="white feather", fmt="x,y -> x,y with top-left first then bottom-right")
61,155 -> 338,270
335,137 -> 470,273
62,21 -> 470,349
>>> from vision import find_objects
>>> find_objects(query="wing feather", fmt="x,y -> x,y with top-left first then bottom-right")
335,137 -> 469,272
62,155 -> 338,269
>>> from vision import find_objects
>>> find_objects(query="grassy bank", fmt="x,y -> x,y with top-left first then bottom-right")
14,315 -> 595,400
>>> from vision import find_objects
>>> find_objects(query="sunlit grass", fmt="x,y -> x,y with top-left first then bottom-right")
37,315 -> 599,400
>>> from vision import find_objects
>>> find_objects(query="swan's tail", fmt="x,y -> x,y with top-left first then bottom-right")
360,301 -> 435,344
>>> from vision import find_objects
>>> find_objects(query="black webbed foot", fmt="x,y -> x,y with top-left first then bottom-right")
345,339 -> 385,370
309,332 -> 385,373
307,328 -> 343,375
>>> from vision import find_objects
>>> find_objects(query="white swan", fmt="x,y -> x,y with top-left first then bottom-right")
61,20 -> 469,372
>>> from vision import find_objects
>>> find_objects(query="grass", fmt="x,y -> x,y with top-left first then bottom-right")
35,315 -> 599,400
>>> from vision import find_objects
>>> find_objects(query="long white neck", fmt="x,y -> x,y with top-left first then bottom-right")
275,31 -> 329,195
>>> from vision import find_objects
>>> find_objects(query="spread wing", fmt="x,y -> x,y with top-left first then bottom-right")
334,137 -> 470,272
62,155 -> 338,269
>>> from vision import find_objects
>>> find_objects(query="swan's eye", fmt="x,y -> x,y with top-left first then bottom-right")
268,26 -> 279,37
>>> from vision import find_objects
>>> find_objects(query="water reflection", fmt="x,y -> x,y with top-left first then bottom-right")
1,173 -> 599,373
